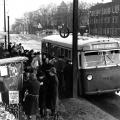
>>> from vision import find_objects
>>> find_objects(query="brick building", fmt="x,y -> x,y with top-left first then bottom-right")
89,0 -> 120,36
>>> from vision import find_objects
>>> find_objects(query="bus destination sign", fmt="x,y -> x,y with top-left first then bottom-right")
92,43 -> 118,50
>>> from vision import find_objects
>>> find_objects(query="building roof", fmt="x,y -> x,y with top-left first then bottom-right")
90,1 -> 118,10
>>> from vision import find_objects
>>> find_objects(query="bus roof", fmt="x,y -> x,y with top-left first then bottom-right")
42,34 -> 120,50
0,56 -> 28,65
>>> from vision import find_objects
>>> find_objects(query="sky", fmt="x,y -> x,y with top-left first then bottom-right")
0,0 -> 111,31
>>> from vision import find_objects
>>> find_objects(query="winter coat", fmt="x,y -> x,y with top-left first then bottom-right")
23,75 -> 40,115
46,73 -> 59,111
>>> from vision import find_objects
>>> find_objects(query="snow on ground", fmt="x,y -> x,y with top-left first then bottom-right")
10,34 -> 42,52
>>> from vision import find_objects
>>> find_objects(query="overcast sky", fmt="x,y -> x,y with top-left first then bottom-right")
0,0 -> 111,31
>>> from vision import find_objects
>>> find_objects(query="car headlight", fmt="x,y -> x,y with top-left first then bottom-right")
87,75 -> 93,81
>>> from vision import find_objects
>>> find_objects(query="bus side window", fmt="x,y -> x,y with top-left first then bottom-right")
54,46 -> 58,57
57,48 -> 61,57
50,44 -> 55,57
48,42 -> 51,53
42,42 -> 47,54
65,49 -> 68,58
68,50 -> 72,59
45,42 -> 48,53
61,48 -> 64,57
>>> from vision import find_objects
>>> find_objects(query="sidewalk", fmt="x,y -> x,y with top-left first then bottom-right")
58,98 -> 118,120
18,97 -> 118,120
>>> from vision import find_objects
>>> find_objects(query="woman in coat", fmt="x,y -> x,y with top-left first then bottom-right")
23,69 -> 40,119
46,67 -> 59,116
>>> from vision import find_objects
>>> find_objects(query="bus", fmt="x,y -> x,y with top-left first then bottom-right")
41,34 -> 120,96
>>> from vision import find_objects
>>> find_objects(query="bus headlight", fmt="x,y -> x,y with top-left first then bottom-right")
87,75 -> 93,81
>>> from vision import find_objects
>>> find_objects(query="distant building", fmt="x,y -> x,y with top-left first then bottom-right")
89,0 -> 120,36
56,1 -> 89,32
79,10 -> 89,27
112,0 -> 119,2
56,1 -> 68,27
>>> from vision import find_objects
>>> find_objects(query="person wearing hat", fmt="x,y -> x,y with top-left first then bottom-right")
46,66 -> 59,116
8,42 -> 12,55
22,69 -> 40,120
37,70 -> 48,118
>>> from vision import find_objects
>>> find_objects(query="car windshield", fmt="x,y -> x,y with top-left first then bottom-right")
84,50 -> 120,68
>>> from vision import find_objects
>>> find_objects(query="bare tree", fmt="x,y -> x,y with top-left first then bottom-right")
11,1 -> 94,34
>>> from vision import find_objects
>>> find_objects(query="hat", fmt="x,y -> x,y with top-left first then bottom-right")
48,67 -> 57,74
25,66 -> 33,73
37,70 -> 45,77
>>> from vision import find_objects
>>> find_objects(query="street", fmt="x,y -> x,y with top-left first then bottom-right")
9,34 -> 42,52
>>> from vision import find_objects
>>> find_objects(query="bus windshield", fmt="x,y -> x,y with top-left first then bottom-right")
84,50 -> 120,68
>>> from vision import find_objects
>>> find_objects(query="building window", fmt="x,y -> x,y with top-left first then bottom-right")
107,7 -> 111,14
94,18 -> 96,24
117,28 -> 120,36
115,5 -> 120,13
107,28 -> 110,35
103,28 -> 106,35
104,17 -> 110,23
100,17 -> 103,23
90,18 -> 93,24
111,28 -> 114,35
112,16 -> 118,23
110,28 -> 112,35
112,5 -> 120,13
100,28 -> 102,35
114,28 -> 118,35
112,6 -> 115,13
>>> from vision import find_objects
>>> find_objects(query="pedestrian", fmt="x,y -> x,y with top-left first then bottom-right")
22,70 -> 30,110
8,42 -> 12,55
31,52 -> 42,74
37,70 -> 48,118
22,68 -> 40,120
27,49 -> 34,66
46,67 -> 59,116
41,57 -> 52,73
11,43 -> 18,57
54,56 -> 66,98
17,43 -> 24,55
42,54 -> 47,64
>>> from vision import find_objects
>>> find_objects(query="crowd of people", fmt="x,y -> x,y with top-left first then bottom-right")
2,42 -> 59,119
22,51 -> 59,120
8,42 -> 24,57
1,42 -> 73,120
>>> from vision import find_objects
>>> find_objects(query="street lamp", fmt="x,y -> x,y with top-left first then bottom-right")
7,16 -> 10,46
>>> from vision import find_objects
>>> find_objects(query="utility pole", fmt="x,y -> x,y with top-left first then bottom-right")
8,16 -> 10,46
4,0 -> 7,49
72,0 -> 78,97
